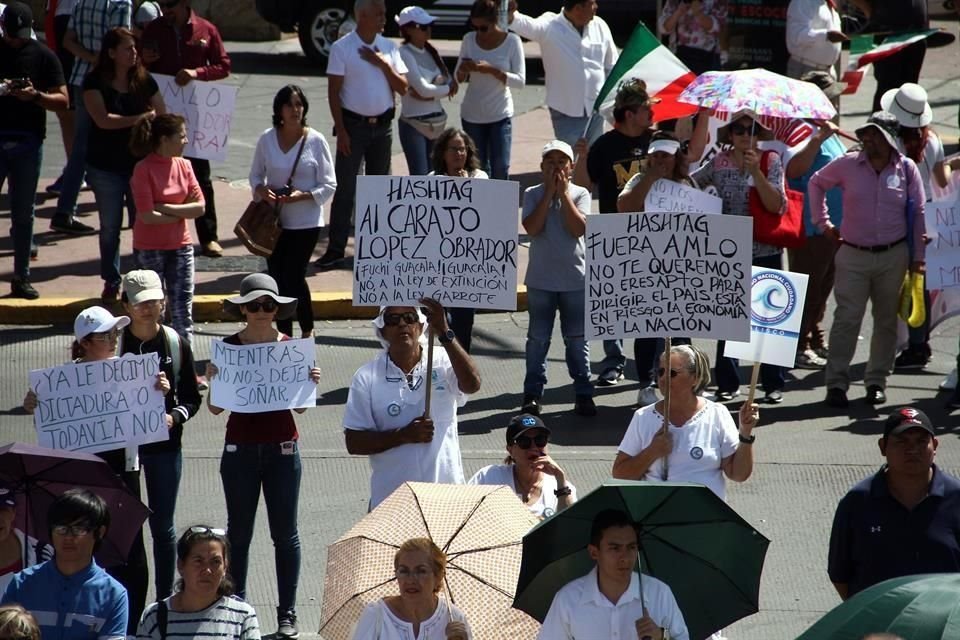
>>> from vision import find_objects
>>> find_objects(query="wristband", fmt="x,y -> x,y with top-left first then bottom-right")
739,433 -> 755,444
554,486 -> 572,497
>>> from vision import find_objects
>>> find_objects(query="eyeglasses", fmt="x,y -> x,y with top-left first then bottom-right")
729,123 -> 753,136
396,567 -> 433,580
89,329 -> 120,343
513,433 -> 549,449
657,367 -> 681,379
53,524 -> 92,537
244,300 -> 278,313
383,312 -> 420,326
188,525 -> 226,536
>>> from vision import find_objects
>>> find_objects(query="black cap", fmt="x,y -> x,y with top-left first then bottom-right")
883,406 -> 935,439
505,414 -> 550,445
1,2 -> 33,39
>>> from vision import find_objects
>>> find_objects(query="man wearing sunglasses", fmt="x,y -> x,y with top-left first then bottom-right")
2,489 -> 128,640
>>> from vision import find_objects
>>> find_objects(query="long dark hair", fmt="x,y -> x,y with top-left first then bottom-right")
129,113 -> 186,157
900,125 -> 930,165
175,526 -> 234,598
272,84 -> 309,128
400,25 -> 449,81
431,128 -> 481,175
93,27 -> 152,108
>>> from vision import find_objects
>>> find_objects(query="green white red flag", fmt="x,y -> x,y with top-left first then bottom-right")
842,29 -> 939,95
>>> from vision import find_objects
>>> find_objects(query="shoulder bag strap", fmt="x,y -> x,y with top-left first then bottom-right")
157,600 -> 168,640
286,133 -> 309,190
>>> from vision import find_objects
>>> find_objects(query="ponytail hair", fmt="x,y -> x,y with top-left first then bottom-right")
129,113 -> 186,158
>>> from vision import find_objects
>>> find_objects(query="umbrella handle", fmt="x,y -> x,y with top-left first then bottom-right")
423,332 -> 435,419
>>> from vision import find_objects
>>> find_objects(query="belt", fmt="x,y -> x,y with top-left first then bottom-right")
342,107 -> 394,125
788,54 -> 833,71
842,238 -> 905,252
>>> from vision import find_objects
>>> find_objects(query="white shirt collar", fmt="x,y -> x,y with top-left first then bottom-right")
578,566 -> 642,608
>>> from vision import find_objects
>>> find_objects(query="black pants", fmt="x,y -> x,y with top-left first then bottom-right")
872,41 -> 926,112
268,226 -> 321,336
188,157 -> 218,244
633,337 -> 691,386
447,308 -> 476,353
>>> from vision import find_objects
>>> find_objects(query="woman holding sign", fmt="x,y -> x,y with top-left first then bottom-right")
692,110 -> 787,404
205,273 -> 321,640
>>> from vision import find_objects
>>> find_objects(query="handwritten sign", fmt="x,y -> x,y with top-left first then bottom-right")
924,194 -> 960,289
643,179 -> 722,215
155,74 -> 238,163
352,176 -> 520,309
584,212 -> 752,340
723,267 -> 809,367
29,354 -> 167,454
210,338 -> 316,413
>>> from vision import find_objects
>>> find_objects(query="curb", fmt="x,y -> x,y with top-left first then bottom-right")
0,290 -> 530,325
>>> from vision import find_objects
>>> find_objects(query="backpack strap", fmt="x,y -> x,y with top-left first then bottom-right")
157,600 -> 168,640
161,325 -> 182,393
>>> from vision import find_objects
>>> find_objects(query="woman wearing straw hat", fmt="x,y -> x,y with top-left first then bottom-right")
692,109 -> 788,405
205,273 -> 321,639
882,83 -> 952,372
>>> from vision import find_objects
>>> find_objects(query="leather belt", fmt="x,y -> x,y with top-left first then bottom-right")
842,238 -> 905,252
342,107 -> 394,126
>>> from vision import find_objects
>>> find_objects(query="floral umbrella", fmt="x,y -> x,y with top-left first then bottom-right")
678,68 -> 837,120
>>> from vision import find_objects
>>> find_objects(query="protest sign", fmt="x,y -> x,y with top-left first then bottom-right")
643,179 -> 722,215
726,0 -> 789,74
924,194 -> 960,289
155,74 -> 237,163
210,338 -> 316,413
723,267 -> 809,367
29,354 -> 167,454
584,212 -> 752,341
352,176 -> 520,309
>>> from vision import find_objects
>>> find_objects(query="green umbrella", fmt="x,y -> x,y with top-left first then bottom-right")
797,574 -> 960,640
513,480 -> 769,640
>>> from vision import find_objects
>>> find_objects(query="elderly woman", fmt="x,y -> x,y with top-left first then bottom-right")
137,526 -> 260,639
469,414 -> 575,518
0,483 -> 52,595
612,345 -> 759,502
693,109 -> 787,404
352,538 -> 470,640
343,299 -> 481,510
205,273 -> 321,639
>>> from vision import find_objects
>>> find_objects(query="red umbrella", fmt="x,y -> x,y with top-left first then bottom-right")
0,442 -> 151,567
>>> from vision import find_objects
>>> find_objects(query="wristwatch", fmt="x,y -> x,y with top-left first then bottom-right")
739,433 -> 756,445
554,486 -> 572,497
438,329 -> 456,345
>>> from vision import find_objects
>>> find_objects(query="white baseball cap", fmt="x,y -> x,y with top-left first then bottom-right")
395,6 -> 437,26
73,306 -> 130,341
648,138 -> 681,155
541,140 -> 574,162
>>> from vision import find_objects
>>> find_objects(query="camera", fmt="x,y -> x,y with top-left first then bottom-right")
274,186 -> 292,197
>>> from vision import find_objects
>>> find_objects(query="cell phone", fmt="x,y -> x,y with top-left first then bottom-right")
7,78 -> 29,90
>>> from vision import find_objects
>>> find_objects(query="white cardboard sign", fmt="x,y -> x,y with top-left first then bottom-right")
643,179 -> 723,215
210,338 -> 317,413
924,194 -> 960,289
155,74 -> 237,163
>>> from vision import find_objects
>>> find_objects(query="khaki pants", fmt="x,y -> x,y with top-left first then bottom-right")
826,242 -> 909,391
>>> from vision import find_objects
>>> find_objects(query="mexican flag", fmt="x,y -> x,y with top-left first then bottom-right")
842,29 -> 938,95
593,23 -> 698,124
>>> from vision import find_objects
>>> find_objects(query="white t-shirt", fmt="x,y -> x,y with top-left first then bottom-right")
896,131 -> 945,202
398,43 -> 451,118
456,32 -> 525,124
248,127 -> 337,230
327,31 -> 407,116
468,463 -> 577,518
538,567 -> 688,640
0,529 -> 52,595
343,348 -> 469,509
617,401 -> 739,500
351,598 -> 471,640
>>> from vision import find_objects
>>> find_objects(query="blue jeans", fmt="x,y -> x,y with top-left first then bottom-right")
548,108 -> 603,147
85,166 -> 133,287
599,339 -> 626,373
220,441 -> 302,614
461,117 -> 512,180
0,135 -> 42,279
398,118 -> 433,176
55,85 -> 89,219
141,449 -> 182,600
524,287 -> 593,397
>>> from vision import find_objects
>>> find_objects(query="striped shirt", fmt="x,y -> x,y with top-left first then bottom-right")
137,595 -> 260,640
67,0 -> 131,86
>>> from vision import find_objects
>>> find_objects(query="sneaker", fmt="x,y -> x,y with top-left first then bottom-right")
521,394 -> 541,416
573,395 -> 597,417
637,385 -> 659,407
101,282 -> 120,303
10,277 -> 39,300
314,249 -> 345,270
714,389 -> 739,402
196,375 -> 208,391
813,345 -> 829,359
50,217 -> 96,236
825,387 -> 848,408
201,241 -> 223,258
865,385 -> 886,405
795,349 -> 826,369
276,610 -> 299,639
940,368 -> 958,391
596,367 -> 624,386
763,389 -> 784,404
894,346 -> 931,370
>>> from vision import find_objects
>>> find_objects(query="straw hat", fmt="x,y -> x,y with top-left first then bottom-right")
880,83 -> 933,128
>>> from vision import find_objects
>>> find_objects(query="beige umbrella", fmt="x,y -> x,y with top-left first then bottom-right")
319,482 -> 542,640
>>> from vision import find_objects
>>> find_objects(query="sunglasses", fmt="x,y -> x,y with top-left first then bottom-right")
657,367 -> 681,379
410,23 -> 432,31
383,312 -> 420,326
513,433 -> 549,449
89,329 -> 120,343
244,300 -> 278,313
729,122 -> 753,136
53,524 -> 92,537
188,525 -> 226,536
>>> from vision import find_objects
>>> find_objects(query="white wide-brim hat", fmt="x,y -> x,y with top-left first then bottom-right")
880,83 -> 933,128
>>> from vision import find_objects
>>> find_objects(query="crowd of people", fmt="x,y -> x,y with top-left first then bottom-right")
2,0 -> 960,637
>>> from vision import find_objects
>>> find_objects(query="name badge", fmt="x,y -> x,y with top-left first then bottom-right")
886,174 -> 901,189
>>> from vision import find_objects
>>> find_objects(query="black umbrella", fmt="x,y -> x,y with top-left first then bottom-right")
0,442 -> 150,567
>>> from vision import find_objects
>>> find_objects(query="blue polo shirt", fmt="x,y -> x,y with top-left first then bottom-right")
828,464 -> 960,596
1,559 -> 127,640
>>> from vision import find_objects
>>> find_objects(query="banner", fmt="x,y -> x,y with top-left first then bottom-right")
352,176 -> 520,309
723,267 -> 809,367
210,338 -> 317,413
924,194 -> 960,289
725,0 -> 789,74
584,212 -> 752,341
155,74 -> 238,163
29,355 -> 167,454
643,179 -> 722,215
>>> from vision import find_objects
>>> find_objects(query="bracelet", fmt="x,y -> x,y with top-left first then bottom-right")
739,433 -> 755,445
554,485 -> 572,497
